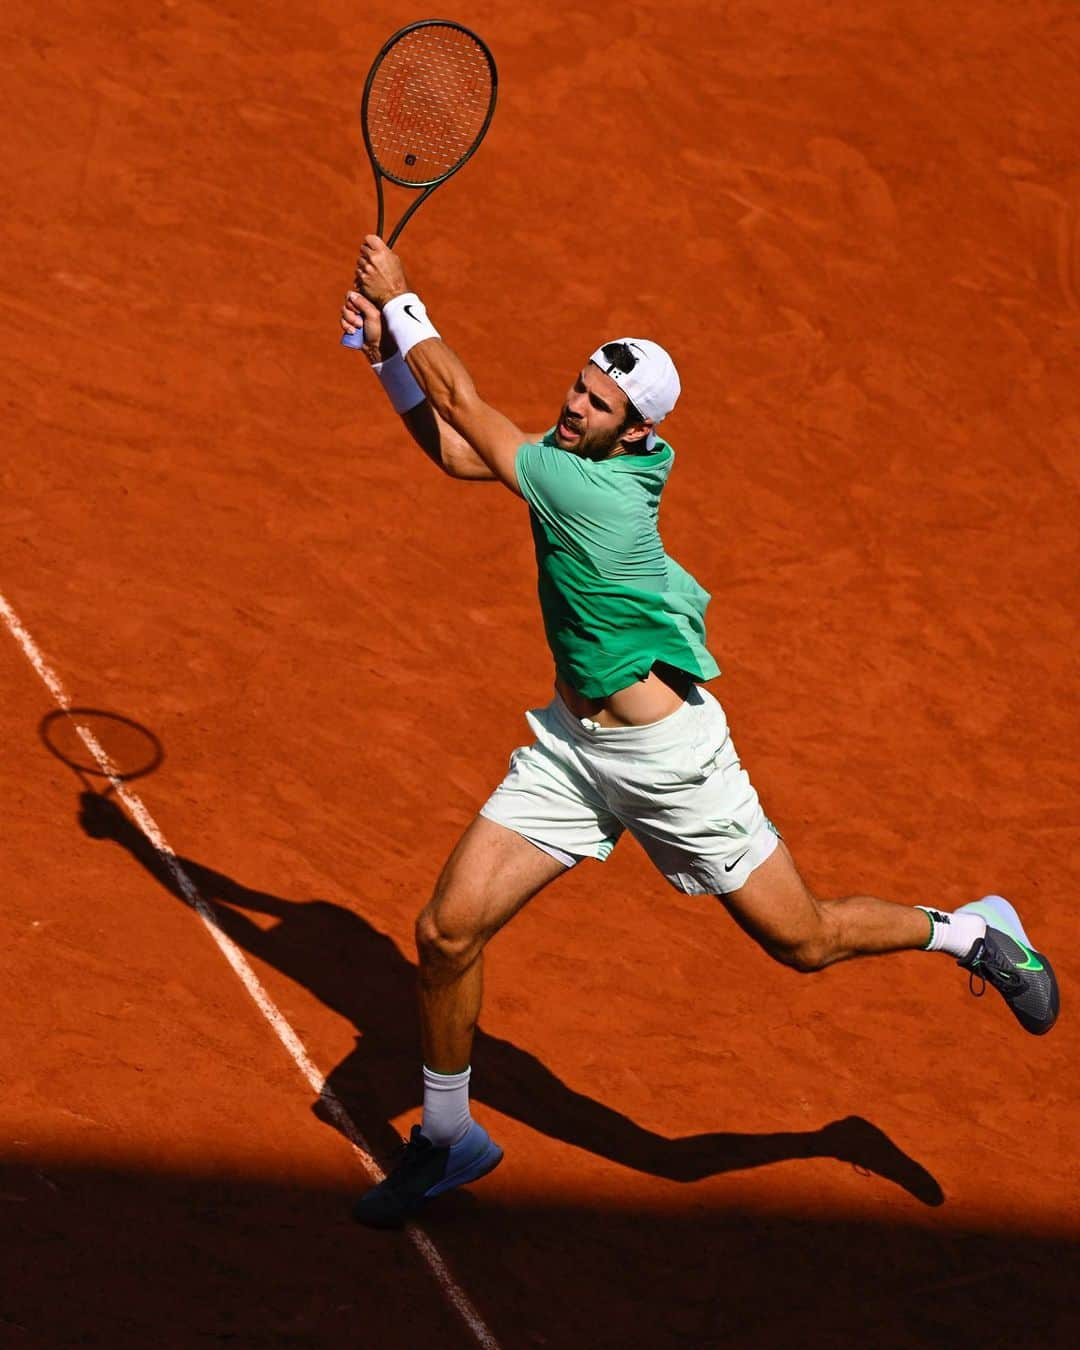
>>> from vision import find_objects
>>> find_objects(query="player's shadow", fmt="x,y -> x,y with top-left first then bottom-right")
77,791 -> 944,1206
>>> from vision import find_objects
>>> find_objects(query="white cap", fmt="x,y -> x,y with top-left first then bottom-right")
588,338 -> 681,448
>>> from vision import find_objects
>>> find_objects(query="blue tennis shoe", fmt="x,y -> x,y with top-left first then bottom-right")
353,1120 -> 503,1229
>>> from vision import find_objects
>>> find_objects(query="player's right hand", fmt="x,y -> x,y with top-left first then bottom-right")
356,235 -> 410,309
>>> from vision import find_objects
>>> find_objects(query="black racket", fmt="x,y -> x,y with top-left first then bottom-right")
341,19 -> 497,349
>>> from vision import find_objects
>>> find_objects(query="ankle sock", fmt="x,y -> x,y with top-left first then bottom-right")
916,906 -> 987,959
421,1065 -> 472,1147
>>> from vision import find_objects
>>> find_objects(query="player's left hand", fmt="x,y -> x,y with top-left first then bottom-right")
355,234 -> 410,309
342,289 -> 397,365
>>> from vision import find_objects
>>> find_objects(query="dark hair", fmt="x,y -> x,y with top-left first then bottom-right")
599,341 -> 645,433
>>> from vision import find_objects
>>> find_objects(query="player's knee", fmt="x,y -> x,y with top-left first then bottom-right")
415,900 -> 483,974
768,932 -> 831,974
754,893 -> 839,973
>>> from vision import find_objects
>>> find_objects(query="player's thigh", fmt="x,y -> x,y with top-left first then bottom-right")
422,813 -> 568,949
718,840 -> 825,953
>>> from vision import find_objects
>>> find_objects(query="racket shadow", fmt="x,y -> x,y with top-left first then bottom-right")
75,791 -> 943,1207
40,707 -> 164,799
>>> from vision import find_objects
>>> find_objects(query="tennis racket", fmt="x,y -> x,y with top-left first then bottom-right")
341,20 -> 498,349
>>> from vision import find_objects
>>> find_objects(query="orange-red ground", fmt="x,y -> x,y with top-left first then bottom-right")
2,1 -> 1078,1346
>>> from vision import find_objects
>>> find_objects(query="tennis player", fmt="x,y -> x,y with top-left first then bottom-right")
341,236 -> 1059,1228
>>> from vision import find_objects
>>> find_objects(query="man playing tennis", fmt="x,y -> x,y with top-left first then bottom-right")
341,235 -> 1059,1229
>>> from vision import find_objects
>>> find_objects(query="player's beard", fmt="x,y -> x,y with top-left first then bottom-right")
554,411 -> 625,460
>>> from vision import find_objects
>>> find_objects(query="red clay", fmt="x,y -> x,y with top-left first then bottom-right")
2,1 -> 1078,1346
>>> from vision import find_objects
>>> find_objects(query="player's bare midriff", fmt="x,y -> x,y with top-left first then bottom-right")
556,663 -> 692,727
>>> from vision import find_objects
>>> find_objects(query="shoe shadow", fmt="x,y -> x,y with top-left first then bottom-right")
77,791 -> 944,1207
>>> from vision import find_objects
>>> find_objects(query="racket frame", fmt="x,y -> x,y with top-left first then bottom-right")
361,18 -> 498,246
342,19 -> 497,349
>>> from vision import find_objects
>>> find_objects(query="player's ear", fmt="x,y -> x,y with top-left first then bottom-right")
621,419 -> 653,446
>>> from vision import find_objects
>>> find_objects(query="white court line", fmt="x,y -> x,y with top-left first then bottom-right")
0,590 -> 502,1350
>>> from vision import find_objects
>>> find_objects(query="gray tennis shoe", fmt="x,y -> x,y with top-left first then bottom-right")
955,895 -> 1059,1035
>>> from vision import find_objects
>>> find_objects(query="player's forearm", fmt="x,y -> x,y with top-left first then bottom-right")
401,401 -> 496,480
379,292 -> 488,445
380,291 -> 524,493
397,399 -> 448,469
404,339 -> 483,436
348,336 -> 485,479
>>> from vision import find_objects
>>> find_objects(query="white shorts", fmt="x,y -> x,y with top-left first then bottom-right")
479,685 -> 779,895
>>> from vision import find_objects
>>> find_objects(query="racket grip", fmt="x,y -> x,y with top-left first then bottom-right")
340,328 -> 367,349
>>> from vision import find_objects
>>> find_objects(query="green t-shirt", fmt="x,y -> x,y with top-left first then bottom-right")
515,432 -> 721,698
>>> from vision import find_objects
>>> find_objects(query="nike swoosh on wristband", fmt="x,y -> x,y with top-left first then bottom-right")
404,303 -> 422,322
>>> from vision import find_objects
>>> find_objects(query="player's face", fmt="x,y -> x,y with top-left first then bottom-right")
553,363 -> 647,459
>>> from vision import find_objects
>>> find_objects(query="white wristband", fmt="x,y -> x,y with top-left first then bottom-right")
383,291 -> 441,361
372,351 -> 425,415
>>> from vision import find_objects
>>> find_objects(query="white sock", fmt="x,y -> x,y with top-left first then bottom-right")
421,1065 -> 472,1147
916,906 -> 987,959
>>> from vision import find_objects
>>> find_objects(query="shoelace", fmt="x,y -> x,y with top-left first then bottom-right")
967,937 -> 1022,998
386,1129 -> 431,1187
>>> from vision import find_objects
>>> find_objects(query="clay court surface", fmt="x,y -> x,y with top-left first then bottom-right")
2,1 -> 1079,1345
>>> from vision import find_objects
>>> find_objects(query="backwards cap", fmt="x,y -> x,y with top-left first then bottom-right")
588,338 -> 681,448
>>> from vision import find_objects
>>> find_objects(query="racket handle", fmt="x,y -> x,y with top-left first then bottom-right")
341,327 -> 367,349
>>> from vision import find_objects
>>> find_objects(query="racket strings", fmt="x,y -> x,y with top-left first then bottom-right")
366,27 -> 494,183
